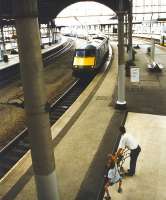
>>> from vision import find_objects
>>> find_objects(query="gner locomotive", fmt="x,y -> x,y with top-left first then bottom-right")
72,36 -> 109,78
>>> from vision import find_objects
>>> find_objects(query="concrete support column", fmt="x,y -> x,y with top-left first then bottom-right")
128,0 -> 133,63
125,14 -> 128,47
116,0 -> 127,109
14,0 -> 60,200
0,25 -> 6,54
48,21 -> 52,45
50,20 -> 56,44
151,38 -> 155,62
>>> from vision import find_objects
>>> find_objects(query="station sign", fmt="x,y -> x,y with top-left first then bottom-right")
130,67 -> 140,82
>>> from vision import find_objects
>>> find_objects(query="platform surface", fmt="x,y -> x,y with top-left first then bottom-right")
103,112 -> 166,200
1,40 -> 166,200
0,36 -> 67,70
0,43 -> 118,200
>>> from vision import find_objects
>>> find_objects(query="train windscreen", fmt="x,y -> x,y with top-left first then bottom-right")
75,49 -> 95,57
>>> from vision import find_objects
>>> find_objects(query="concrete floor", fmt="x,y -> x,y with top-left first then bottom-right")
104,112 -> 166,200
1,41 -> 166,200
0,37 -> 67,70
0,43 -> 119,200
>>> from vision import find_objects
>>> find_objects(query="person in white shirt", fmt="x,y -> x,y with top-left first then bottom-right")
116,126 -> 141,176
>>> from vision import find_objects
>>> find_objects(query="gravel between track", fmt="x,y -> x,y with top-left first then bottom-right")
0,39 -> 83,149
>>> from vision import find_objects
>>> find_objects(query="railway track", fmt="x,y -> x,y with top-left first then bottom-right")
0,78 -> 92,179
0,39 -> 74,87
43,39 -> 74,65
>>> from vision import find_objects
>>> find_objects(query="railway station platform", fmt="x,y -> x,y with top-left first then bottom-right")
0,36 -> 68,70
133,33 -> 161,41
103,112 -> 166,200
1,41 -> 166,200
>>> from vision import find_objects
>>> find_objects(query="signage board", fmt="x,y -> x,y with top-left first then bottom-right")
130,67 -> 140,82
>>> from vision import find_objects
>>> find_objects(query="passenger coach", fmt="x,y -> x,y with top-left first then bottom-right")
72,36 -> 109,78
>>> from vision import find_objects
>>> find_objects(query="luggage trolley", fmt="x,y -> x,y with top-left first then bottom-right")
117,148 -> 130,176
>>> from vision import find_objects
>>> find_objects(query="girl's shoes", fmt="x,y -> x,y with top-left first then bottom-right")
118,187 -> 123,193
104,196 -> 111,200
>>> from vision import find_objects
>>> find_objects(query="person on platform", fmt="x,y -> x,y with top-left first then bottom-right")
104,154 -> 122,200
116,126 -> 141,176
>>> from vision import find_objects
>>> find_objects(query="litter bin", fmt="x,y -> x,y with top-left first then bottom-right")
147,47 -> 151,55
125,61 -> 131,77
132,48 -> 136,61
0,49 -> 3,61
40,44 -> 45,49
3,55 -> 9,62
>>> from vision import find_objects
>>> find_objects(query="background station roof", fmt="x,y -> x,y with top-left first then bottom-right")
0,0 -> 130,24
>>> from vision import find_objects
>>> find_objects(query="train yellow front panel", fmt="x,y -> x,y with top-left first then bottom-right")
73,57 -> 95,66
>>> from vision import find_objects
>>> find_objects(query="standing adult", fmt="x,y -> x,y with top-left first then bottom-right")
116,126 -> 141,176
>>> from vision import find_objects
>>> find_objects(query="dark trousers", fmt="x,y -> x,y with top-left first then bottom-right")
130,145 -> 141,175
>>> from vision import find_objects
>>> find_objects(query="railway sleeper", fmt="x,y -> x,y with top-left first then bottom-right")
0,171 -> 5,177
63,97 -> 78,102
0,158 -> 15,166
11,148 -> 26,155
53,115 -> 63,120
50,115 -> 62,122
17,142 -> 30,150
61,102 -> 73,107
2,154 -> 19,162
55,105 -> 69,110
0,163 -> 11,172
51,107 -> 67,112
50,110 -> 65,115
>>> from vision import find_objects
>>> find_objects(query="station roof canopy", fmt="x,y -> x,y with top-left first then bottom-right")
0,0 -> 130,24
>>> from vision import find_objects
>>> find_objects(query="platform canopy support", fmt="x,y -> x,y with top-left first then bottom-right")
128,0 -> 133,63
0,25 -> 6,54
14,0 -> 60,199
116,0 -> 127,110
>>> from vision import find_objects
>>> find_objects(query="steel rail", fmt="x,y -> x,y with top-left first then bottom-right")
0,39 -> 73,87
0,77 -> 92,179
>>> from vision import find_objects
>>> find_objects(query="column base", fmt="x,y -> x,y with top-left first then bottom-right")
115,101 -> 127,110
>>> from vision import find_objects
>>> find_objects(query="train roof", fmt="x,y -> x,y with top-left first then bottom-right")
76,37 -> 107,50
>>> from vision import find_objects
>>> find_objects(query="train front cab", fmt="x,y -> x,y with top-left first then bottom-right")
72,46 -> 97,78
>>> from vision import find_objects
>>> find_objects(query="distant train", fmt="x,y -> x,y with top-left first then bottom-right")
72,36 -> 109,78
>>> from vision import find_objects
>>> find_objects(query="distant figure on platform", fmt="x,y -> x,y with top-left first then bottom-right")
104,154 -> 122,200
116,126 -> 141,176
